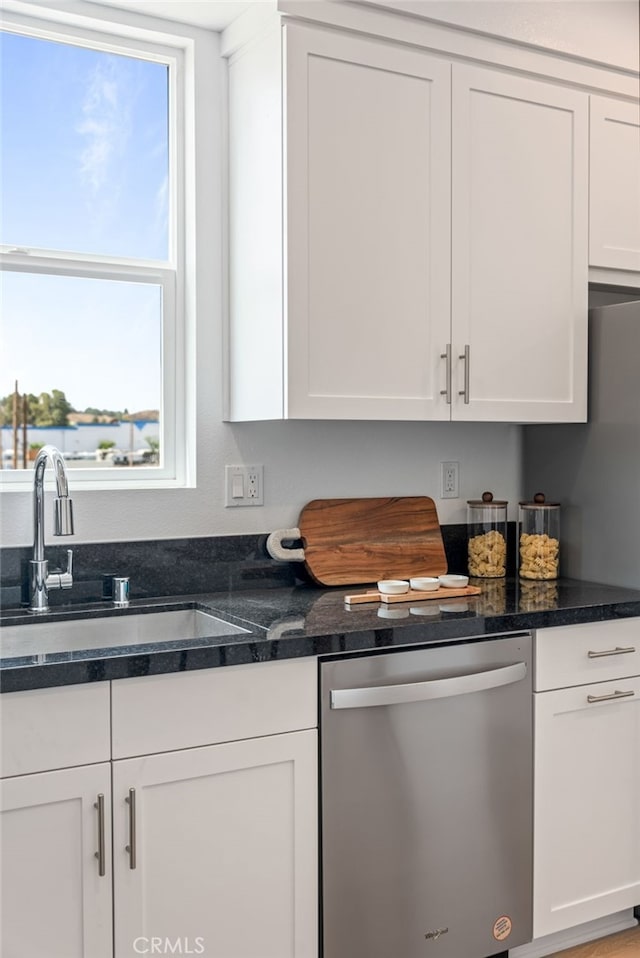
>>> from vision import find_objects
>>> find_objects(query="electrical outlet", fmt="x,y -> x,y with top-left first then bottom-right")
225,465 -> 264,507
440,461 -> 459,499
246,466 -> 262,501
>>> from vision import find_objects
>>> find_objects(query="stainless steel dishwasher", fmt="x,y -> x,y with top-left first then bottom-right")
320,633 -> 532,958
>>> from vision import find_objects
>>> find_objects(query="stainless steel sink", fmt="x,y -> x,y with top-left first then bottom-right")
0,608 -> 249,659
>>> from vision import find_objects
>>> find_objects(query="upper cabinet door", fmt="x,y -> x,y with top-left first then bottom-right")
284,24 -> 452,420
590,96 -> 640,272
452,65 -> 588,423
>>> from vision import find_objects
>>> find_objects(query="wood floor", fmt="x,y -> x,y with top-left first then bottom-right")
548,926 -> 640,957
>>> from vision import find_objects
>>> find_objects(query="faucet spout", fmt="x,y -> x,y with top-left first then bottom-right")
30,445 -> 75,612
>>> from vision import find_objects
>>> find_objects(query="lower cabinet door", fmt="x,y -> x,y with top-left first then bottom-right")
0,763 -> 113,958
533,678 -> 640,938
112,729 -> 318,958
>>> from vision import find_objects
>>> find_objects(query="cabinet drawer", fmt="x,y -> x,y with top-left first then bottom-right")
535,619 -> 640,691
0,683 -> 111,777
111,658 -> 318,759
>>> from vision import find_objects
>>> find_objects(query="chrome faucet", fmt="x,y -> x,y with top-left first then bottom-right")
29,445 -> 75,613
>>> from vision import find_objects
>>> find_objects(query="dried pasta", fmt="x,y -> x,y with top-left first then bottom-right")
519,532 -> 559,580
468,529 -> 507,578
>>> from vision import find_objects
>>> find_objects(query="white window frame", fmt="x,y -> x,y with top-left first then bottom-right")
0,9 -> 192,491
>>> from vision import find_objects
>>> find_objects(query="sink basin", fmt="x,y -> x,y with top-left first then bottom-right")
0,608 -> 250,659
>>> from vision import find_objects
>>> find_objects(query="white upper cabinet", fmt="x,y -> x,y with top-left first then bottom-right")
589,96 -> 640,273
228,22 -> 451,421
226,18 -> 589,423
452,65 -> 588,422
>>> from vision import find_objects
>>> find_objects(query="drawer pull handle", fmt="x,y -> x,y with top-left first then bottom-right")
125,788 -> 137,870
94,793 -> 106,877
440,344 -> 452,404
588,646 -> 636,658
587,689 -> 635,704
458,345 -> 470,404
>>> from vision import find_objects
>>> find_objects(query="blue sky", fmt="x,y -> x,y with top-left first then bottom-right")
0,30 -> 168,411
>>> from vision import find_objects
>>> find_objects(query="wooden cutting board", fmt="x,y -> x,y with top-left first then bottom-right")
297,496 -> 447,586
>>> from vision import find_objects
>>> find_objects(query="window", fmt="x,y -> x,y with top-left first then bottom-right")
0,14 -> 188,487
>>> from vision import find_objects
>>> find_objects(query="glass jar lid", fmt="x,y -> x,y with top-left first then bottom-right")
467,491 -> 508,508
519,492 -> 560,510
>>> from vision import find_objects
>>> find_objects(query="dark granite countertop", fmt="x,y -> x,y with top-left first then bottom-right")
2,577 -> 640,692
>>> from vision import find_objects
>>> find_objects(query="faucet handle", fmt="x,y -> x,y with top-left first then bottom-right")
55,549 -> 74,589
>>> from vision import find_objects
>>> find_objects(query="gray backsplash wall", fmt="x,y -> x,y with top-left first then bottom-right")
522,288 -> 640,585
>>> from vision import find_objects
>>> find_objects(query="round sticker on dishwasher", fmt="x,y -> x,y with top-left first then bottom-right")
493,916 -> 512,941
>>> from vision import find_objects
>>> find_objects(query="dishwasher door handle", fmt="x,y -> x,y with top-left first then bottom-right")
330,661 -> 527,709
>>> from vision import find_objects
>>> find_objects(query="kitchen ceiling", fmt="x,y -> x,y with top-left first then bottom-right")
84,0 -> 254,31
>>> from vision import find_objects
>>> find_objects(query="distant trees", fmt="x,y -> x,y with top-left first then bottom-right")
0,389 -> 73,427
36,390 -> 73,426
0,392 -> 159,426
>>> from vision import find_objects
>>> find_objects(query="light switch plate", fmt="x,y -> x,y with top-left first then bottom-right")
225,465 -> 264,506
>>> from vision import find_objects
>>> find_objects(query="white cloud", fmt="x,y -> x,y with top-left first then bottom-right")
77,58 -> 132,195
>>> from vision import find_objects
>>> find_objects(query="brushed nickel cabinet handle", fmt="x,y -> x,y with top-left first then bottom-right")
588,646 -> 636,658
440,344 -> 452,404
587,689 -> 635,704
125,788 -> 137,869
94,793 -> 106,877
458,345 -> 470,404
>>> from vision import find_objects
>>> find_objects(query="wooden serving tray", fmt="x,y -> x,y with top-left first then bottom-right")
345,585 -> 481,605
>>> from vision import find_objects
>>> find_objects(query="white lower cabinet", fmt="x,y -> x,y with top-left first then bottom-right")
0,661 -> 318,958
112,730 -> 318,958
533,623 -> 640,938
0,762 -> 113,958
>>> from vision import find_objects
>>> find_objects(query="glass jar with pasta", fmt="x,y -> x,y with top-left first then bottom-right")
518,493 -> 560,580
467,491 -> 508,578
